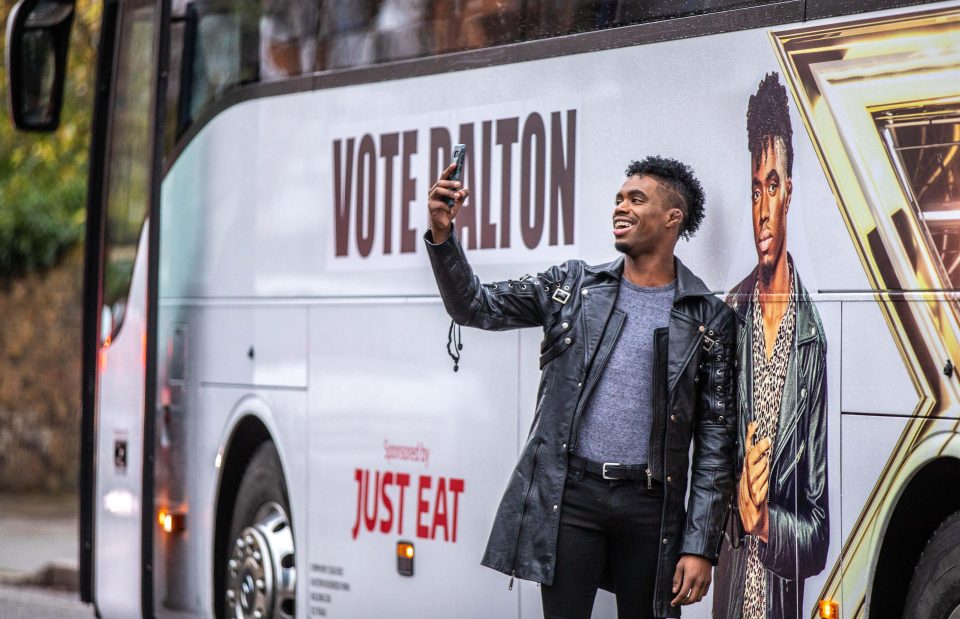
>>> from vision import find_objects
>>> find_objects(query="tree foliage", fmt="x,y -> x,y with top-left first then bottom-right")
0,0 -> 100,278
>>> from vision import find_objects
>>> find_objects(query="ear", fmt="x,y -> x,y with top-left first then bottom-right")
785,177 -> 793,213
667,208 -> 684,231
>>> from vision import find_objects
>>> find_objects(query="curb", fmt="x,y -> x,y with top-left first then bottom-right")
0,562 -> 78,592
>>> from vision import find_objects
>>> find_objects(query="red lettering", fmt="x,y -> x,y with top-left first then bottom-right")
396,473 -> 410,536
380,472 -> 394,533
351,468 -> 364,539
449,478 -> 465,543
431,477 -> 449,541
416,475 -> 432,539
352,470 -> 463,542
364,470 -> 380,533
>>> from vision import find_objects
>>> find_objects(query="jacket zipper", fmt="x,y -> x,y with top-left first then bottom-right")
568,315 -> 626,454
648,328 -> 668,486
508,436 -> 543,590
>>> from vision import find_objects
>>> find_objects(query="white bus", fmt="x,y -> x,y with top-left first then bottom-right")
7,0 -> 960,617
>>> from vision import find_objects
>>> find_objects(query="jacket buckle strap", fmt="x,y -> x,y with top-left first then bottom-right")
702,335 -> 717,352
602,462 -> 621,480
551,287 -> 571,305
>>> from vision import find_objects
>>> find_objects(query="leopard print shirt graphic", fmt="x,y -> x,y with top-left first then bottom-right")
742,279 -> 795,619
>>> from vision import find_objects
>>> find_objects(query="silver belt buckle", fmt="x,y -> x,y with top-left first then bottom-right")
602,462 -> 621,480
551,287 -> 571,304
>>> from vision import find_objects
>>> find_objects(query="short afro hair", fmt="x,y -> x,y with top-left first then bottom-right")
624,155 -> 705,240
747,72 -> 793,177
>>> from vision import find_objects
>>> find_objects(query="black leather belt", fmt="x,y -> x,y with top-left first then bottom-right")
568,454 -> 650,482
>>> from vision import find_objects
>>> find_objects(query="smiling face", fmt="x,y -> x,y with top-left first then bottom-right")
752,138 -> 792,282
612,174 -> 683,257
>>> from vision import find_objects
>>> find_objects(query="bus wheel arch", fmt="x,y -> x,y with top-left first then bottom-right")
870,456 -> 960,619
213,415 -> 294,619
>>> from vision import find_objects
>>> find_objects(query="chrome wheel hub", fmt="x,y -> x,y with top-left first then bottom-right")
226,502 -> 296,619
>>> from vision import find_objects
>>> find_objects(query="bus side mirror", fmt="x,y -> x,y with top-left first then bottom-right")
5,0 -> 75,131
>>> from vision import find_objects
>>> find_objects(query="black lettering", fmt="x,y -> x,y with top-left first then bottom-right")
429,127 -> 452,185
456,122 -> 478,250
380,133 -> 400,255
480,120 -> 496,249
356,134 -> 377,257
400,130 -> 418,254
520,112 -> 547,249
333,138 -> 355,257
496,117 -> 519,248
550,110 -> 576,246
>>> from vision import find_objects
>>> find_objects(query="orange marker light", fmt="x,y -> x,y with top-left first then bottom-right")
819,599 -> 839,619
158,510 -> 185,533
397,541 -> 414,576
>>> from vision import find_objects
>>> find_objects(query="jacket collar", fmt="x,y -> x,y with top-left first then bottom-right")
728,254 -> 819,345
583,255 -> 713,302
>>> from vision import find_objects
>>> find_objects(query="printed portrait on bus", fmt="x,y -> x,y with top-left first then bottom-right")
713,71 -> 830,619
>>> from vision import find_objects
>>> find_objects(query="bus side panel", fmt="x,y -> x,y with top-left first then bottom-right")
95,224 -> 149,618
306,301 -> 521,618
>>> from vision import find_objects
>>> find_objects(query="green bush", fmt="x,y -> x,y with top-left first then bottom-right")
0,178 -> 85,277
0,0 -> 99,279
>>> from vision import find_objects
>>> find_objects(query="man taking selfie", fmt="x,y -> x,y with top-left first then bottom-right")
425,155 -> 736,618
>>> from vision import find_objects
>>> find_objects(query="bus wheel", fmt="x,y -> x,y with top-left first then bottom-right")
225,443 -> 296,619
903,510 -> 960,619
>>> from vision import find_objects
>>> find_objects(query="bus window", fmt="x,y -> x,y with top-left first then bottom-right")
879,107 -> 960,286
100,4 -> 157,345
372,0 -> 431,63
321,0 -> 378,69
179,1 -> 258,128
170,0 -> 785,144
163,16 -> 185,155
261,0 -> 320,77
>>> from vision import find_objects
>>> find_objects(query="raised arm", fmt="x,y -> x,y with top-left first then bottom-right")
425,165 -> 564,331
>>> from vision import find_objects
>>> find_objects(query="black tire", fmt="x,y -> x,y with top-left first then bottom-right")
225,442 -> 296,619
903,511 -> 960,619
228,443 -> 289,552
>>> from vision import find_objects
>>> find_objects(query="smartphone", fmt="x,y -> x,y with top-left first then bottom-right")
446,143 -> 467,207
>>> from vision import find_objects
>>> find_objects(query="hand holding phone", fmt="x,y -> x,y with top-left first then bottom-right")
445,143 -> 467,207
427,144 -> 469,244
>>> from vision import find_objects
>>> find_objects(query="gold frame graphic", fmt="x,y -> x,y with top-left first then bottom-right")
771,5 -> 960,618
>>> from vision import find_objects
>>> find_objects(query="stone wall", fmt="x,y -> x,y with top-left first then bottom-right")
0,246 -> 82,492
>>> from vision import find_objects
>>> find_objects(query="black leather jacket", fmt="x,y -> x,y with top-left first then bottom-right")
713,261 -> 829,619
426,229 -> 737,618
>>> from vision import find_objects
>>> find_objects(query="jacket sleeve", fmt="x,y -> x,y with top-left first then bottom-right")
680,306 -> 738,564
424,226 -> 566,330
759,338 -> 829,580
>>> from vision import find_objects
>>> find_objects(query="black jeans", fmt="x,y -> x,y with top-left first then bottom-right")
541,465 -> 665,619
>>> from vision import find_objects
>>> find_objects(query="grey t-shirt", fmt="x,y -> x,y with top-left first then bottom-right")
575,277 -> 675,465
